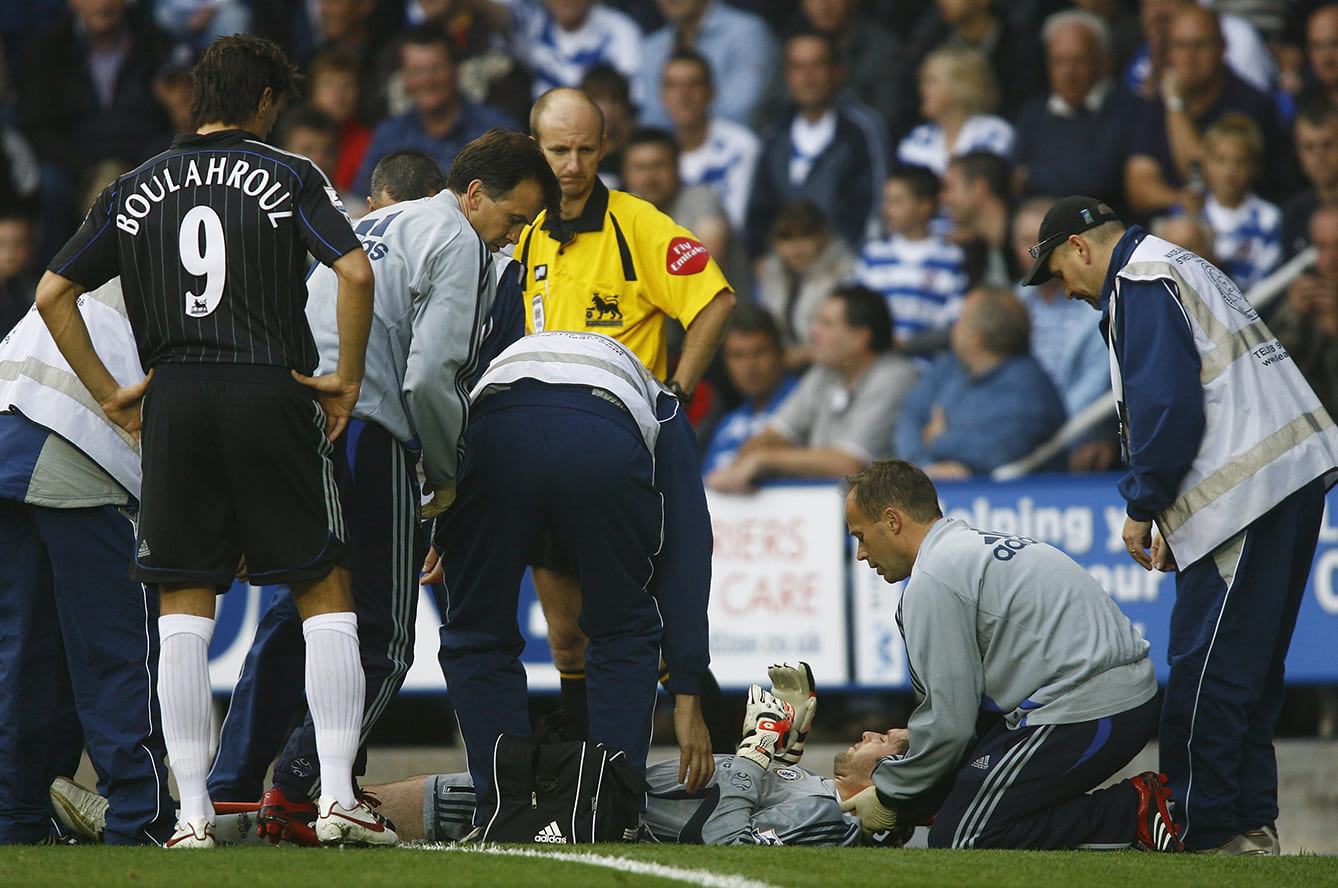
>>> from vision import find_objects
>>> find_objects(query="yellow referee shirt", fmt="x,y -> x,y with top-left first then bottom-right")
518,180 -> 732,379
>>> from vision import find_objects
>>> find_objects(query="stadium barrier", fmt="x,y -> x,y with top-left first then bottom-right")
207,473 -> 1338,692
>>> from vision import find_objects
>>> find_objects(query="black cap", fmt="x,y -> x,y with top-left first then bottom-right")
1020,196 -> 1122,286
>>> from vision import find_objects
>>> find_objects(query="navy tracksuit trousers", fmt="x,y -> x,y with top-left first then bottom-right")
925,697 -> 1157,849
435,384 -> 666,814
0,500 -> 175,844
1160,478 -> 1325,850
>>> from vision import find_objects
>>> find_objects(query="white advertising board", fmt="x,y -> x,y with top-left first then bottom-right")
705,486 -> 849,688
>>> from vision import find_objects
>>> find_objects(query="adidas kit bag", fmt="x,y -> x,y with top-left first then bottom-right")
479,734 -> 650,844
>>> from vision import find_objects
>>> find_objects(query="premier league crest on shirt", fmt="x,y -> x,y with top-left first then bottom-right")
586,292 -> 623,327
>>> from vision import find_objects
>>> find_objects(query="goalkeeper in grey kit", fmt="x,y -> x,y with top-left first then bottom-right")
405,664 -> 875,846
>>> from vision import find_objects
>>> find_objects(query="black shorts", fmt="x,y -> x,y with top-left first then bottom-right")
131,363 -> 350,589
528,527 -> 573,573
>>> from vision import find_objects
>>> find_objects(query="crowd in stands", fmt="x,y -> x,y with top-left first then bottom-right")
4,0 -> 1338,484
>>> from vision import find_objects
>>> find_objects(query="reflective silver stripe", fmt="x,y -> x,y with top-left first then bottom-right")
483,349 -> 649,397
1198,321 -> 1273,384
0,357 -> 137,448
1160,409 -> 1335,537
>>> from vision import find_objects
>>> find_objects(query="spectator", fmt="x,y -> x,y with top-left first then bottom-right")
636,0 -> 778,130
0,214 -> 36,334
1272,204 -> 1338,421
894,286 -> 1065,479
1282,100 -> 1338,258
661,47 -> 760,230
905,0 -> 1047,121
745,31 -> 887,256
1277,1 -> 1337,98
581,63 -> 638,190
495,0 -> 642,102
1012,196 -> 1117,473
621,127 -> 750,298
1125,0 -> 1277,99
1194,113 -> 1282,293
896,46 -> 1013,178
153,0 -> 250,51
405,0 -> 532,124
851,165 -> 967,357
17,0 -> 172,259
276,107 -> 340,183
706,285 -> 919,492
941,150 -> 1015,288
1012,9 -> 1142,217
755,199 -> 855,368
1073,0 -> 1143,78
1152,213 -> 1220,265
275,106 -> 364,216
700,304 -> 799,475
796,0 -> 910,136
152,45 -> 199,137
353,23 -> 517,197
0,54 -> 39,222
1123,4 -> 1291,218
1294,3 -> 1338,109
303,0 -> 393,125
307,50 -> 375,195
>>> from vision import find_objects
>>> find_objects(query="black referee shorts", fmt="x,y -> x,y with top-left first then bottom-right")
131,363 -> 351,590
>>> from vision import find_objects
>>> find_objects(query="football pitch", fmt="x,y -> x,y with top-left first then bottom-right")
3,842 -> 1337,888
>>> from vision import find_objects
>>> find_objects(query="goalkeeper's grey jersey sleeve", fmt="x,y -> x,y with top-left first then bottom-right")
307,191 -> 495,484
871,518 -> 1157,804
642,756 -> 859,846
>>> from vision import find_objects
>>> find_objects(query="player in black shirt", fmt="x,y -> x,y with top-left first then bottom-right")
34,35 -> 390,848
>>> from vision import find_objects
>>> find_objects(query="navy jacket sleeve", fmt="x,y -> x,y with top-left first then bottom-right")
1112,277 -> 1206,520
651,393 -> 712,696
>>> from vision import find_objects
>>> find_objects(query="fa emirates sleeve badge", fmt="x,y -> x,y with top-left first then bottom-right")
666,237 -> 710,275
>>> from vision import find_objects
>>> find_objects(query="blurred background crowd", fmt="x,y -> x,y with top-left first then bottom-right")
4,0 -> 1338,487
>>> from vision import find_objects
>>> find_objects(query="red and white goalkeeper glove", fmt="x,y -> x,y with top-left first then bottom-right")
736,685 -> 795,769
767,661 -> 817,766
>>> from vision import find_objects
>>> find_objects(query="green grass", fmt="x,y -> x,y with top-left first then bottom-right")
2,843 -> 1337,888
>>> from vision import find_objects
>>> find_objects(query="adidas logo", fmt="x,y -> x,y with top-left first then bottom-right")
137,539 -> 151,558
534,820 -> 567,844
971,755 -> 991,770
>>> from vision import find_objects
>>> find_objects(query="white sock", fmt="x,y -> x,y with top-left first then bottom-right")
303,611 -> 364,809
158,613 -> 216,824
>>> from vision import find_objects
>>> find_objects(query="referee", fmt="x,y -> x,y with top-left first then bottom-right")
519,87 -> 736,746
36,36 -> 386,848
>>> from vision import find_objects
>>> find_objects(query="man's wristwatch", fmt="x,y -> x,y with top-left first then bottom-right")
669,381 -> 691,403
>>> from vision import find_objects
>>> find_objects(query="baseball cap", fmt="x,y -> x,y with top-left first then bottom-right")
1020,196 -> 1122,286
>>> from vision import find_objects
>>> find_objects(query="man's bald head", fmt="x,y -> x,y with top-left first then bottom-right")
529,87 -> 605,143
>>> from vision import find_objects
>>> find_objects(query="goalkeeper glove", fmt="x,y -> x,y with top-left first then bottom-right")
767,661 -> 816,765
736,685 -> 794,769
840,786 -> 903,846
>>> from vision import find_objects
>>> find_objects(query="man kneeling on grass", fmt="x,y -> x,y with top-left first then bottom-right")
840,459 -> 1181,851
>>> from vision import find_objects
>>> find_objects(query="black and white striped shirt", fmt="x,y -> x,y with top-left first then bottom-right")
49,129 -> 360,372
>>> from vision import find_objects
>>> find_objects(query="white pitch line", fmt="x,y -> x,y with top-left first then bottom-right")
407,842 -> 784,888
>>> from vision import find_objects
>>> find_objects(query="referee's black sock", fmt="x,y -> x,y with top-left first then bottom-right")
558,671 -> 589,739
